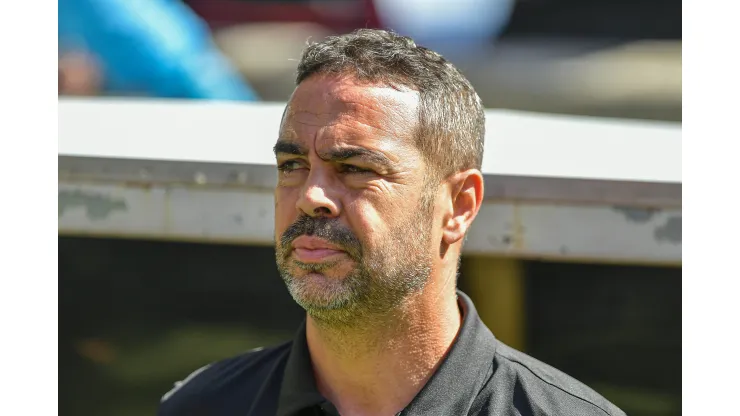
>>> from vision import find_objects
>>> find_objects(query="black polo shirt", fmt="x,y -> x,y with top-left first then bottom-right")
158,291 -> 626,416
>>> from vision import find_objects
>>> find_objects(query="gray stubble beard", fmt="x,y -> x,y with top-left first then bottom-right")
276,206 -> 435,330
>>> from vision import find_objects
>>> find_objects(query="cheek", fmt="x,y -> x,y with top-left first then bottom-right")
277,170 -> 308,188
343,196 -> 409,252
342,199 -> 383,245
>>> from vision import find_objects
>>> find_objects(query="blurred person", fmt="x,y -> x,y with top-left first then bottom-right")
159,29 -> 625,416
58,0 -> 259,100
372,0 -> 515,56
58,51 -> 102,96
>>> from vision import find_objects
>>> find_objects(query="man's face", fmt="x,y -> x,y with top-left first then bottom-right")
274,74 -> 439,324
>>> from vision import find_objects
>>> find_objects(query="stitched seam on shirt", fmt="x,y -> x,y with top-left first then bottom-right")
469,360 -> 497,413
495,352 -> 615,416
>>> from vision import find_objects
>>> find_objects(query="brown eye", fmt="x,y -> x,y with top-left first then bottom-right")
340,164 -> 371,174
277,161 -> 304,172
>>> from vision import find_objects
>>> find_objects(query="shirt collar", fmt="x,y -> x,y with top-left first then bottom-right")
276,321 -> 325,416
276,290 -> 498,416
400,290 -> 498,414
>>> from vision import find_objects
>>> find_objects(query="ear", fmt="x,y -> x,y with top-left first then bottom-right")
441,169 -> 484,246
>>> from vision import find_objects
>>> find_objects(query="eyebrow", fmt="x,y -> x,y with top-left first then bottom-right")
273,140 -> 395,169
273,140 -> 307,157
325,147 -> 395,168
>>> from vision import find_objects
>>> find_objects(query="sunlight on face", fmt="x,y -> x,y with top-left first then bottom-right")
273,75 -> 438,325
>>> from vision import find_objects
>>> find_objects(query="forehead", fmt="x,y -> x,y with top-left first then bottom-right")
280,75 -> 420,149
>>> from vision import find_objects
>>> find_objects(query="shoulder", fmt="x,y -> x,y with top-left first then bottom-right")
483,342 -> 626,416
157,341 -> 292,416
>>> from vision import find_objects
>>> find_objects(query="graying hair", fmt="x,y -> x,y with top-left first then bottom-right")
295,29 -> 485,181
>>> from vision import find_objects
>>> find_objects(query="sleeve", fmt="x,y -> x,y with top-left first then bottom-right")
58,0 -> 260,101
158,363 -> 212,415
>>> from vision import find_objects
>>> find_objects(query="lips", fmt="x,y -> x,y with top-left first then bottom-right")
291,236 -> 346,263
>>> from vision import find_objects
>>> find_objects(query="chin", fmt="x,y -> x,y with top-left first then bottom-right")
288,280 -> 357,311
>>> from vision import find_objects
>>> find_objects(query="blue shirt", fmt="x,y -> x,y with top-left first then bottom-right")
58,0 -> 259,101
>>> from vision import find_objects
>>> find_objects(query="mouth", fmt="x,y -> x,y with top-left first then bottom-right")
291,236 -> 347,263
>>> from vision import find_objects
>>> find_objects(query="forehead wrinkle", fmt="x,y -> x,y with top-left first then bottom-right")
287,112 -> 400,151
290,109 -> 336,127
340,99 -> 417,139
291,92 -> 416,136
285,108 -> 418,169
290,104 -> 388,133
281,77 -> 422,163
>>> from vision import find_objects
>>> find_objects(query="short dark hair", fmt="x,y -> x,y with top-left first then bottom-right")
295,29 -> 485,180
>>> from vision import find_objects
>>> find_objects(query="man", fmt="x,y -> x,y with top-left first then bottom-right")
159,29 -> 626,416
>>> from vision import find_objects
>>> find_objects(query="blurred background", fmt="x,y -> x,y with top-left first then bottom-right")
58,0 -> 681,415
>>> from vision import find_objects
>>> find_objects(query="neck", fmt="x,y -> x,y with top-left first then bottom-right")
305,274 -> 461,416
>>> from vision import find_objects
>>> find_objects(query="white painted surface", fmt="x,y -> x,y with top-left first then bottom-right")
58,98 -> 681,183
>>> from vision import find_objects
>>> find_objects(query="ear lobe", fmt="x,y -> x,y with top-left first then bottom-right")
441,170 -> 484,246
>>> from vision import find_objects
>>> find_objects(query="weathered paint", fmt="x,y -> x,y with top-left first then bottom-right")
466,202 -> 681,264
58,181 -> 681,265
58,189 -> 128,220
654,216 -> 682,244
611,206 -> 660,223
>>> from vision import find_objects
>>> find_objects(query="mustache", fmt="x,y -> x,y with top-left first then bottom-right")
280,215 -> 362,259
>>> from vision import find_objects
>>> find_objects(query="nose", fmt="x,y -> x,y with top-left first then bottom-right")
296,169 -> 340,218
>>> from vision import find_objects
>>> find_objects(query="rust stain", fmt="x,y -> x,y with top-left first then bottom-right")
511,203 -> 526,251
